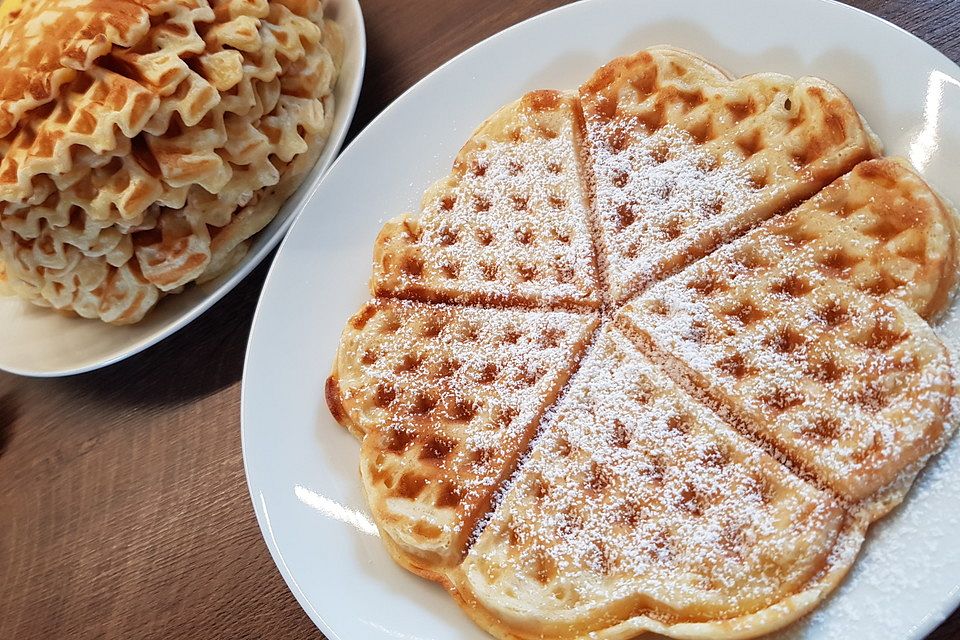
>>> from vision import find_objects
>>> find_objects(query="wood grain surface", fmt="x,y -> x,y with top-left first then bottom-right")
1,1 -> 959,638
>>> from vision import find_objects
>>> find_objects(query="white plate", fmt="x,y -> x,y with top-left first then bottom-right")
0,0 -> 366,377
242,0 -> 960,638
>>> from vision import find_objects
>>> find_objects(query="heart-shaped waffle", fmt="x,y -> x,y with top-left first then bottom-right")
328,47 -> 960,640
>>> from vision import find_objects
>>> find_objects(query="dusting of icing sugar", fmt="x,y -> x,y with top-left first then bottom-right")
774,317 -> 960,639
464,327 -> 847,619
587,121 -> 766,297
620,225 -> 955,503
343,299 -> 596,535
388,105 -> 599,306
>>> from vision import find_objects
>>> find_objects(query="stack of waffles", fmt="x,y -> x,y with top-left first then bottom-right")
327,47 -> 960,639
0,0 -> 342,323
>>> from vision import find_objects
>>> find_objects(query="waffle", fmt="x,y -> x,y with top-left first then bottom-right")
455,326 -> 862,640
372,90 -> 600,310
327,299 -> 598,574
330,46 -> 960,640
580,46 -> 881,304
0,0 -> 342,323
617,192 -> 956,510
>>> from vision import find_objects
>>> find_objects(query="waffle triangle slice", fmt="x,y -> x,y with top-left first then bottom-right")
326,299 -> 598,576
455,327 -> 859,640
617,188 -> 956,511
766,157 -> 960,321
372,90 -> 601,310
580,46 -> 881,304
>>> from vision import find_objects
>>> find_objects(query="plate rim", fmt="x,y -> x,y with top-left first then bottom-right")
0,0 -> 367,378
242,0 -> 960,638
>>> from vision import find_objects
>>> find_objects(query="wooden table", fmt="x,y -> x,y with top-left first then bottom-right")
2,1 -> 959,638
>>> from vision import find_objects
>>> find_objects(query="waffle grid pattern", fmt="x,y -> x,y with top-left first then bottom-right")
372,90 -> 600,311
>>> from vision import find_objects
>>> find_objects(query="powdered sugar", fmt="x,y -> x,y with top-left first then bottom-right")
620,220 -> 955,503
463,326 -> 849,619
587,121 -> 764,299
375,96 -> 600,308
340,299 -> 596,543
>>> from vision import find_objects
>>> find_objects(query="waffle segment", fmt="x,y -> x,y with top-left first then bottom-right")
455,327 -> 859,640
618,171 -> 956,508
372,90 -> 600,310
580,46 -> 881,304
328,299 -> 598,575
